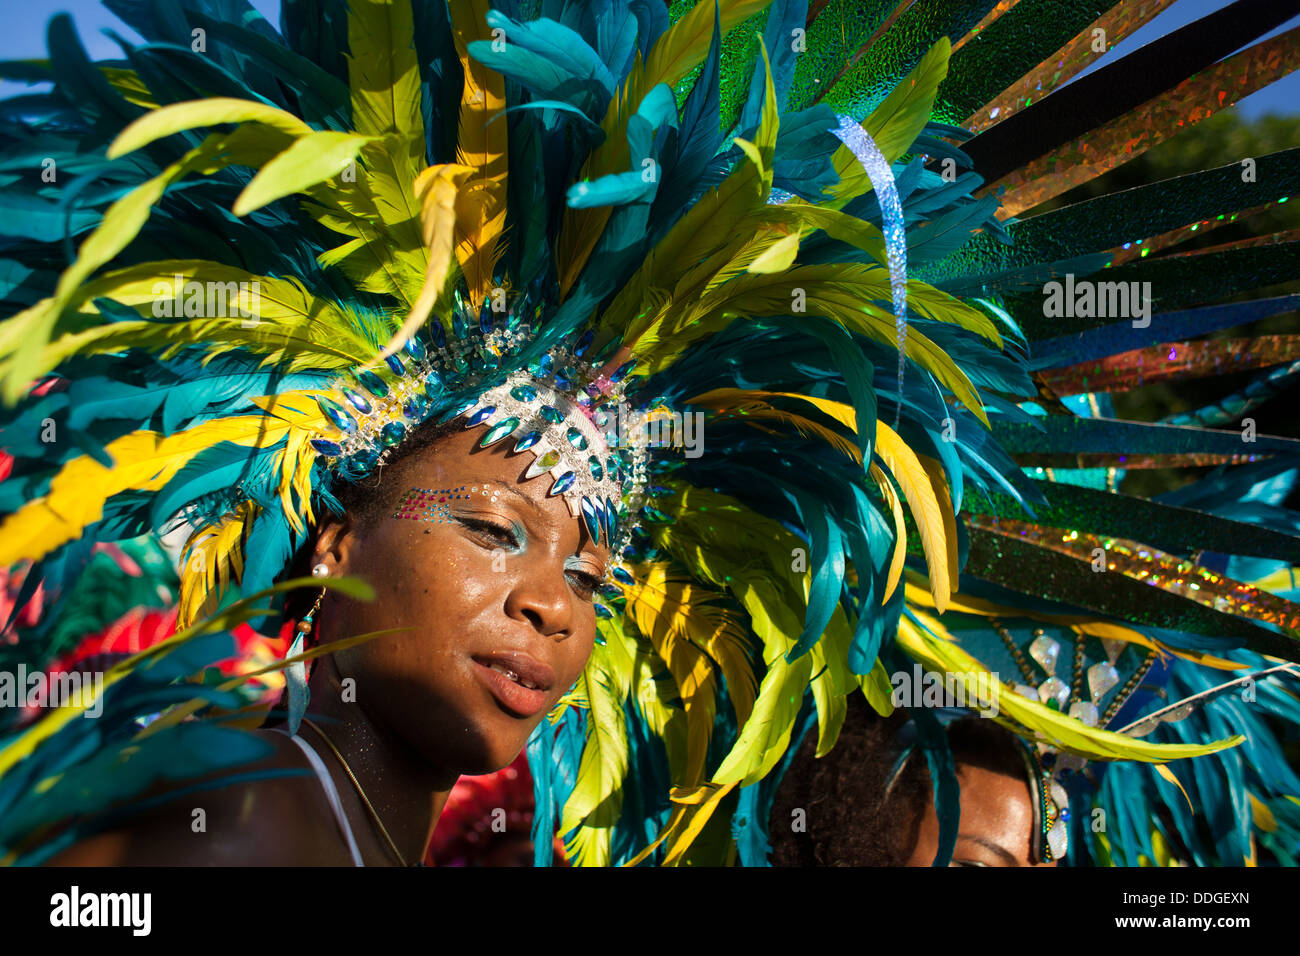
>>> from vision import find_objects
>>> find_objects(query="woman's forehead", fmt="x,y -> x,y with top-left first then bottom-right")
411,427 -> 555,501
405,426 -> 609,550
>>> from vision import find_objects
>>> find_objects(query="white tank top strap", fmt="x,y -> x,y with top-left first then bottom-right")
277,729 -> 365,866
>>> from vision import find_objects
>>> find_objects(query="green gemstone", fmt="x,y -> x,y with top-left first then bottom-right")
380,421 -> 407,447
356,370 -> 390,398
510,383 -> 538,402
480,416 -> 520,447
566,426 -> 588,450
540,405 -> 563,424
588,456 -> 603,479
537,450 -> 560,469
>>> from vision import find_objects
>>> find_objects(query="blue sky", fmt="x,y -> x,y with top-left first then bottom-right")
1,0 -> 1297,117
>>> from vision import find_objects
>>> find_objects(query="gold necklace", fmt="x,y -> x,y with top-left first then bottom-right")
301,717 -> 409,867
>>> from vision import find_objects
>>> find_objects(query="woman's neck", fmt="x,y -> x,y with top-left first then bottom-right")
297,655 -> 456,865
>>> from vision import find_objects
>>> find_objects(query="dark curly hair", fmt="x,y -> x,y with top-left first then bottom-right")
768,696 -> 1032,866
768,696 -> 929,866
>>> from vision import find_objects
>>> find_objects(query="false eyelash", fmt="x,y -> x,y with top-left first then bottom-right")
458,516 -> 521,550
566,570 -> 603,598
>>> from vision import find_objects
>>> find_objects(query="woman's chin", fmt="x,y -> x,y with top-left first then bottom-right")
412,711 -> 530,777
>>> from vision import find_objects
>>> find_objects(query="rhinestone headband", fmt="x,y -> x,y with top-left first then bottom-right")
306,295 -> 648,551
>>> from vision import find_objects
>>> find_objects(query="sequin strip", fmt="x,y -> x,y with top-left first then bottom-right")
967,516 -> 1300,634
1014,452 -> 1264,470
984,26 -> 1300,217
1104,202 -> 1280,268
1157,226 -> 1300,261
831,113 -> 908,426
1040,335 -> 1300,395
963,0 -> 1178,133
951,1 -> 1020,55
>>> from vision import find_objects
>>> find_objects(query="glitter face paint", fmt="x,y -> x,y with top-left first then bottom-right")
393,486 -> 532,554
392,486 -> 469,523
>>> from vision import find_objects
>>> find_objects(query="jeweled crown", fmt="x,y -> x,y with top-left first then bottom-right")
307,290 -> 647,553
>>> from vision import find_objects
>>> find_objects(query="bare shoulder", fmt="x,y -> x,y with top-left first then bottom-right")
45,729 -> 355,866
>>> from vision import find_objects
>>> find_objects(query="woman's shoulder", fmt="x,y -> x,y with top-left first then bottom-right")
46,729 -> 356,866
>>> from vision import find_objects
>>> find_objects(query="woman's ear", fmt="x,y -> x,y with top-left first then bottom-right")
311,509 -> 360,576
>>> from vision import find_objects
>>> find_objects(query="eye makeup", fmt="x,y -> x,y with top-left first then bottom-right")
564,555 -> 605,598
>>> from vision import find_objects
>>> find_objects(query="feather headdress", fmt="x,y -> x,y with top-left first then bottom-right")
0,0 -> 1298,867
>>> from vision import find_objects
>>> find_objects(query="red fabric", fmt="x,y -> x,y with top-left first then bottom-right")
425,751 -> 568,866
0,563 -> 45,639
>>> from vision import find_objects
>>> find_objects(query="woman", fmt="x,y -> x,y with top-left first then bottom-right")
47,417 -> 609,865
768,699 -> 1055,867
766,631 -> 1300,867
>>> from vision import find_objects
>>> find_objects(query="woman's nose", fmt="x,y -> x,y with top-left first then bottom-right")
504,563 -> 574,639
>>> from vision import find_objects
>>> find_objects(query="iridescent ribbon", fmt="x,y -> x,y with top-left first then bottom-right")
831,115 -> 909,427
766,115 -> 910,427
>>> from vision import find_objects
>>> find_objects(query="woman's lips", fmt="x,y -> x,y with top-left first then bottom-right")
471,654 -> 554,718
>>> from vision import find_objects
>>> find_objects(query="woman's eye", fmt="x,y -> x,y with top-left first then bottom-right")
566,570 -> 602,600
458,517 -> 520,550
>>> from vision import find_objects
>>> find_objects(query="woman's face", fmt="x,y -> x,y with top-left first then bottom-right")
310,424 -> 609,775
904,760 -> 1056,867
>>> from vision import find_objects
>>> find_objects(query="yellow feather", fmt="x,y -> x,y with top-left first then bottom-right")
107,97 -> 311,158
627,564 -> 759,725
901,578 -> 1248,672
232,131 -> 374,217
98,66 -> 157,109
344,0 -> 427,269
1154,763 -> 1195,813
661,781 -> 738,866
0,417 -> 291,567
807,605 -> 853,758
899,609 -> 1242,762
679,389 -> 959,612
1,126 -> 296,404
828,38 -> 951,205
688,388 -> 862,464
1249,793 -> 1279,832
557,653 -> 629,858
871,462 -> 907,605
448,0 -> 508,309
918,453 -> 960,587
179,500 -> 257,627
625,566 -> 720,789
365,163 -> 475,368
745,229 -> 801,273
875,420 -> 953,613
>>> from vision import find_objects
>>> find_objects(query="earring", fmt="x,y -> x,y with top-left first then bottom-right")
298,564 -> 329,634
